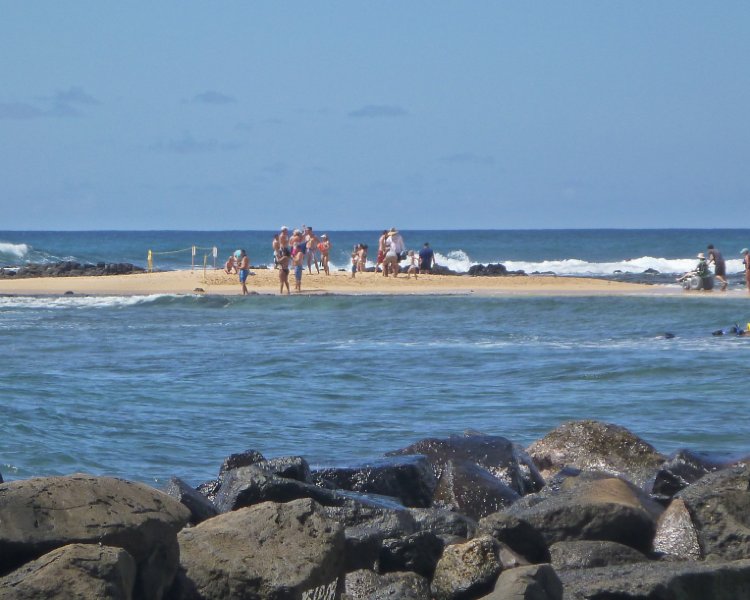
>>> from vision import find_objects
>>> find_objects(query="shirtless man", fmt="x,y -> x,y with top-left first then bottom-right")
305,226 -> 320,274
272,235 -> 281,269
237,249 -> 250,295
376,230 -> 388,275
293,244 -> 304,292
279,226 -> 290,252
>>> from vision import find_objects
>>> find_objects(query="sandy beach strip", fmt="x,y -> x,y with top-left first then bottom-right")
0,268 -> 689,297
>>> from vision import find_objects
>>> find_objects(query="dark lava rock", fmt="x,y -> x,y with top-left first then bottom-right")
488,564 -> 563,600
163,476 -> 218,525
674,463 -> 750,560
478,512 -> 551,564
388,432 -> 544,496
558,559 -> 750,600
526,420 -> 665,488
431,535 -> 502,600
506,475 -> 663,554
257,455 -> 311,482
378,530 -> 444,578
549,539 -> 650,570
408,507 -> 479,543
648,448 -> 729,501
0,262 -> 145,279
176,498 -> 345,600
312,455 -> 437,508
196,448 -> 266,502
345,569 -> 431,600
0,543 -> 136,600
468,263 -> 518,277
432,460 -> 520,521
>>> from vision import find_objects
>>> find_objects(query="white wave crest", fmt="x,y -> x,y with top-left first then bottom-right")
504,256 -> 746,276
0,242 -> 29,258
0,294 -> 173,310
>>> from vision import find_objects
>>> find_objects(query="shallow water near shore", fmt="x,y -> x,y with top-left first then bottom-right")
3,292 -> 750,486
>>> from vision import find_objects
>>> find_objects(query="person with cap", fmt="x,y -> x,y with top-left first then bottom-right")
707,244 -> 727,291
743,248 -> 750,292
388,228 -> 406,260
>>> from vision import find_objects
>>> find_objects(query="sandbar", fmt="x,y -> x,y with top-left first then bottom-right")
0,268 -> 692,297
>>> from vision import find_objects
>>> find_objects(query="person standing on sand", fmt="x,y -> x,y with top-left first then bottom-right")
278,247 -> 291,294
376,230 -> 388,274
279,226 -> 290,251
419,242 -> 436,274
318,234 -> 331,275
272,234 -> 281,269
293,245 -> 304,292
384,233 -> 400,277
743,248 -> 750,293
305,226 -> 320,274
237,249 -> 250,295
707,244 -> 727,291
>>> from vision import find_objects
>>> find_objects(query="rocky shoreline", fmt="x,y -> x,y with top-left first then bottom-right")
0,261 -> 145,278
2,420 -> 750,599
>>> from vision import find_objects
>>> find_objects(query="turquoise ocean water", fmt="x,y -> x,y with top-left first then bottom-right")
2,229 -> 750,486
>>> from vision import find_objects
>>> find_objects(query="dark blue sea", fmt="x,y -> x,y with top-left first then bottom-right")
2,229 -> 750,486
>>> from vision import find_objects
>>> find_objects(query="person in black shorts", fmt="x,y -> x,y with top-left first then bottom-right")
707,244 -> 727,291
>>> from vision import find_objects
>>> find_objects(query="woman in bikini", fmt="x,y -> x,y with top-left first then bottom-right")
278,247 -> 291,294
318,234 -> 331,275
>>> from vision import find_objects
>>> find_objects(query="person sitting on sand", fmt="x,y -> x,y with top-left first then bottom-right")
318,234 -> 331,275
224,253 -> 237,274
237,249 -> 250,295
278,247 -> 291,294
407,250 -> 419,278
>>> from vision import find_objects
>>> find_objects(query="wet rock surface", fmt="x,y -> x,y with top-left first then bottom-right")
0,261 -> 144,278
4,420 -> 750,598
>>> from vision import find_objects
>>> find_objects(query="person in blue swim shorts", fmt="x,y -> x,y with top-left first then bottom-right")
237,249 -> 250,295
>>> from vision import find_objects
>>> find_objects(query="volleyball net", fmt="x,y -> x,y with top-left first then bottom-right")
147,246 -> 218,272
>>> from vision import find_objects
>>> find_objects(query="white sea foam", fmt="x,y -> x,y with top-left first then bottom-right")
0,242 -> 29,258
503,256 -> 745,276
0,294 -> 173,310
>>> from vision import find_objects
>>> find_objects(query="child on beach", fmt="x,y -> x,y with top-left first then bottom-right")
224,254 -> 237,274
351,245 -> 359,278
407,250 -> 419,278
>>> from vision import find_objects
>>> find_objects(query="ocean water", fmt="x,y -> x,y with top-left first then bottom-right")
2,229 -> 750,487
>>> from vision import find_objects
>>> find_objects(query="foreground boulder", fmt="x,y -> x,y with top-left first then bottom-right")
344,569 -> 431,599
548,540 -> 649,570
653,498 -> 701,559
673,464 -> 750,560
312,455 -> 437,508
176,498 -> 345,600
484,564 -> 562,600
0,474 -> 190,600
526,420 -> 664,489
388,432 -> 544,496
506,475 -> 663,553
0,543 -> 135,600
164,476 -> 218,524
431,536 -> 502,600
558,559 -> 750,599
478,512 -> 550,564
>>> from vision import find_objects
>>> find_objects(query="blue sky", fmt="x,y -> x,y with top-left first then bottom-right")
1,2 -> 748,230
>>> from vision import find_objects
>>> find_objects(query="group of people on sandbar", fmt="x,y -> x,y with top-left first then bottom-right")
224,226 -> 439,294
679,243 -> 750,293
